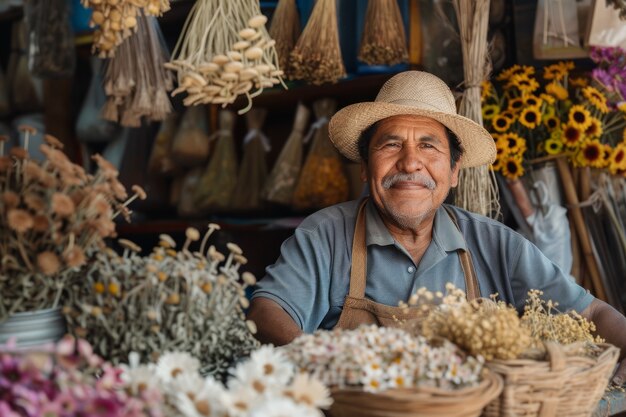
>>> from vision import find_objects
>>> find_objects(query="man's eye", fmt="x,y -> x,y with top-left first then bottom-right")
384,142 -> 401,148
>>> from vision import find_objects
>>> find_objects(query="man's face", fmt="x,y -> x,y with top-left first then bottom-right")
361,115 -> 460,231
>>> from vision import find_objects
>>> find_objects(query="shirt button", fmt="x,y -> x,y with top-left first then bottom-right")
407,266 -> 415,273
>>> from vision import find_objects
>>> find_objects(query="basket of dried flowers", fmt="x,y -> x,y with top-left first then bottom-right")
283,325 -> 503,417
410,285 -> 620,417
63,225 -> 259,380
0,127 -> 142,326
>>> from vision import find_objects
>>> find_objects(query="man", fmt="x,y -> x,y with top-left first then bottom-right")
248,71 -> 626,384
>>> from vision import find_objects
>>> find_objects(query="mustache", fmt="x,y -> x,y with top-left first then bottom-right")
382,172 -> 436,190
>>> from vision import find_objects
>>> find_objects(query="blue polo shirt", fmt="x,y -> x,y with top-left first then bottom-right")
252,199 -> 594,333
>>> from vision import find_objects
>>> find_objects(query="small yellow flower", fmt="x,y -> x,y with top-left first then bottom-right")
482,104 -> 499,120
492,115 -> 512,133
545,138 -> 563,155
569,77 -> 588,88
568,105 -> 592,131
609,144 -> 626,175
543,115 -> 560,132
508,97 -> 525,113
584,117 -> 602,138
582,86 -> 609,113
93,282 -> 105,294
577,139 -> 604,168
509,74 -> 540,95
157,271 -> 168,282
501,133 -> 526,154
481,81 -> 494,101
540,93 -> 555,105
108,282 -> 121,297
524,95 -> 542,108
501,156 -> 525,180
519,107 -> 542,129
543,63 -> 566,81
561,123 -> 583,148
546,82 -> 568,100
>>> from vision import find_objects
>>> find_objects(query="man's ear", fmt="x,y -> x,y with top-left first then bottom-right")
360,160 -> 368,182
450,160 -> 461,188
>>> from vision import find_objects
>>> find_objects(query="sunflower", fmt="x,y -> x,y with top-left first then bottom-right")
540,93 -> 556,105
560,61 -> 575,71
543,63 -> 566,81
501,132 -> 526,153
508,97 -> 525,113
602,145 -> 612,168
546,82 -> 568,100
496,65 -> 534,81
545,138 -> 563,155
501,156 -> 525,180
609,143 -> 626,175
561,123 -> 583,148
567,105 -> 592,131
501,111 -> 516,121
524,95 -> 543,108
584,117 -> 602,138
578,139 -> 605,168
519,107 -> 542,129
482,104 -> 499,120
509,74 -> 540,95
582,86 -> 609,113
481,81 -> 494,101
492,115 -> 512,132
569,77 -> 589,88
543,115 -> 560,132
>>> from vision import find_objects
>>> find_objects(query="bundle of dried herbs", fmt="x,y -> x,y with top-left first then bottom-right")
83,0 -> 170,57
358,0 -> 408,66
0,128 -> 143,321
170,106 -> 210,168
193,110 -> 239,213
101,12 -> 174,127
176,167 -> 204,218
269,0 -> 301,76
263,102 -> 310,205
167,0 -> 285,113
6,21 -> 41,114
148,113 -> 179,176
230,108 -> 270,211
63,227 -> 260,379
292,98 -> 348,210
289,0 -> 345,85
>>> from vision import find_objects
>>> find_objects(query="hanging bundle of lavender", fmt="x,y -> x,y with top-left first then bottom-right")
167,0 -> 285,114
289,0 -> 345,85
358,0 -> 408,66
101,12 -> 173,127
269,0 -> 301,76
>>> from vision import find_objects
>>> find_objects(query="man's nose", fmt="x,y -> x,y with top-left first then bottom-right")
396,145 -> 423,173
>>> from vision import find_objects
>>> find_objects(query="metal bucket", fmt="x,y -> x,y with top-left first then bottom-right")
0,307 -> 66,348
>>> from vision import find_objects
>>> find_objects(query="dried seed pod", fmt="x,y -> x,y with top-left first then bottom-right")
244,47 -> 263,60
248,14 -> 267,29
197,63 -> 220,74
224,61 -> 244,73
227,51 -> 243,61
212,54 -> 230,65
220,72 -> 239,82
233,40 -> 251,50
239,28 -> 256,39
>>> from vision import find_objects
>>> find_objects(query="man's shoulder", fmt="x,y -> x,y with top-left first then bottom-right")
443,204 -> 525,240
297,199 -> 361,234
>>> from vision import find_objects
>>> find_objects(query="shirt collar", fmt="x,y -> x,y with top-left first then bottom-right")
364,200 -> 467,253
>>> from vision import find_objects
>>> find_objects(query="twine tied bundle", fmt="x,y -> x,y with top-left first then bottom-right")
83,0 -> 170,57
289,0 -> 346,85
452,0 -> 500,218
101,12 -> 173,127
358,0 -> 409,66
167,0 -> 285,114
269,0 -> 301,75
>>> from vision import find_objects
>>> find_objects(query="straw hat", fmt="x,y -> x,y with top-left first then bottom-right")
328,71 -> 496,168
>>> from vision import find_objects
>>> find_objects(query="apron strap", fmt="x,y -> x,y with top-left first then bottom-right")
443,205 -> 481,300
347,198 -> 369,298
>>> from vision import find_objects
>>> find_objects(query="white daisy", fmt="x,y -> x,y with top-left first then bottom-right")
249,398 -> 321,417
222,385 -> 262,417
171,372 -> 206,400
175,376 -> 227,417
361,372 -> 386,393
285,372 -> 333,409
156,352 -> 200,383
122,364 -> 158,395
235,346 -> 294,387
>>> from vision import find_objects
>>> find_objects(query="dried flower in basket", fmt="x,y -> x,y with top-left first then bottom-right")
358,0 -> 408,66
283,324 -> 485,393
0,128 -> 142,322
63,225 -> 259,379
167,0 -> 285,114
122,347 -> 331,417
83,0 -> 170,58
289,0 -> 346,85
0,335 -> 162,417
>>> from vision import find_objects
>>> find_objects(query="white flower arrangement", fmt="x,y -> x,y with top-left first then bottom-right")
63,225 -> 259,379
283,325 -> 485,393
121,347 -> 332,417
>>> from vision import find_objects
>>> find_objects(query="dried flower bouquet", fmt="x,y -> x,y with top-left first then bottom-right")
63,226 -> 259,379
0,128 -> 144,322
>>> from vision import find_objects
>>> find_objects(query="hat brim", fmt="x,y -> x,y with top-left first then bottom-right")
329,102 -> 496,168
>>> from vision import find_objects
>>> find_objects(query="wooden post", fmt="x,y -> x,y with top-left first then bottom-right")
408,0 -> 422,68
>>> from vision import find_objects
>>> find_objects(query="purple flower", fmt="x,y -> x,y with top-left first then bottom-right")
0,401 -> 21,417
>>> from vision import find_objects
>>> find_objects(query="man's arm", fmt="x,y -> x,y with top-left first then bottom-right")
247,297 -> 303,346
582,298 -> 626,384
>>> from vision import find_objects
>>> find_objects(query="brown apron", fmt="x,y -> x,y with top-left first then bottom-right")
335,199 -> 480,330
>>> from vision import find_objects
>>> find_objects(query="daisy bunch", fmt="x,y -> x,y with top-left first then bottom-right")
0,126 -> 143,322
63,226 -> 259,380
0,335 -> 163,417
283,324 -> 484,394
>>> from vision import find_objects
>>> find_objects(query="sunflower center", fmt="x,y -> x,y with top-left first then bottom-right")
496,118 -> 507,128
616,150 -> 625,163
584,145 -> 600,161
573,112 -> 586,123
525,112 -> 537,123
564,127 -> 580,143
507,161 -> 519,174
547,119 -> 557,128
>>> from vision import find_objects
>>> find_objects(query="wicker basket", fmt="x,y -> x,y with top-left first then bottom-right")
328,368 -> 503,417
484,342 -> 619,417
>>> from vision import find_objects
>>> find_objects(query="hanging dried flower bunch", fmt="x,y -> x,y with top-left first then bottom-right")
269,0 -> 301,75
63,225 -> 260,379
358,0 -> 408,66
167,0 -> 285,114
84,0 -> 170,57
101,12 -> 174,127
289,0 -> 346,85
0,127 -> 144,321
